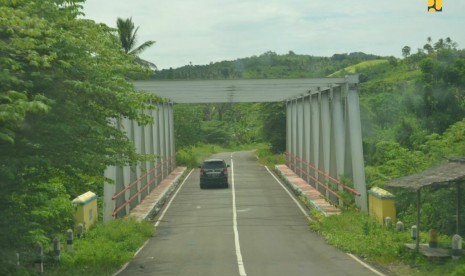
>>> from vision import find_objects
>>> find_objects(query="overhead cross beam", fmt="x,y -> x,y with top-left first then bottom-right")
134,77 -> 355,103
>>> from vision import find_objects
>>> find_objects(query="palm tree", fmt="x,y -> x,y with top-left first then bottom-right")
116,17 -> 157,70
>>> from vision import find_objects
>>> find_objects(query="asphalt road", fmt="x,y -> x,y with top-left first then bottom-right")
118,151 -> 379,276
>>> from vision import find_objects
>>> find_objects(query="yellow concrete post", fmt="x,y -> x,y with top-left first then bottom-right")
72,191 -> 98,230
368,187 -> 396,225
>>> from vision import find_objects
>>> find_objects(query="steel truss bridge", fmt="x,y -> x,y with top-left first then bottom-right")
103,76 -> 367,221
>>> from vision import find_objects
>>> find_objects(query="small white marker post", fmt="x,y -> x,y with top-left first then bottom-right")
67,229 -> 74,252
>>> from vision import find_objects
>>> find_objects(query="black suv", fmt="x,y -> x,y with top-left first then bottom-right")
199,159 -> 229,189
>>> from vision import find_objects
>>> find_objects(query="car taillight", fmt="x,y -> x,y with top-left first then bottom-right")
223,167 -> 228,173
200,168 -> 204,174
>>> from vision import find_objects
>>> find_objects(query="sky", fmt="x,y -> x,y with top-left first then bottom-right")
82,0 -> 465,70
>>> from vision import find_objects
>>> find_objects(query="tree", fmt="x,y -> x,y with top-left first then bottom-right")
423,43 -> 434,54
402,46 -> 411,58
0,0 -> 159,265
260,103 -> 286,153
116,17 -> 157,69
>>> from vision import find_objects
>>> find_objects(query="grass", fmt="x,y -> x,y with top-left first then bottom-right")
308,209 -> 465,275
40,218 -> 154,275
255,147 -> 286,167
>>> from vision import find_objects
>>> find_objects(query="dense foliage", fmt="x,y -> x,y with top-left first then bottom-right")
0,0 -> 159,268
154,50 -> 381,80
166,38 -> 465,237
174,103 -> 264,149
332,37 -> 465,236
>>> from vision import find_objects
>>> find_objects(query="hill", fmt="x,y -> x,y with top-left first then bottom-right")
152,51 -> 386,80
327,59 -> 389,77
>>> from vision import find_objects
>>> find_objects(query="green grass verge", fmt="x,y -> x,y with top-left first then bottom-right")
309,210 -> 465,275
43,218 -> 154,275
255,147 -> 285,167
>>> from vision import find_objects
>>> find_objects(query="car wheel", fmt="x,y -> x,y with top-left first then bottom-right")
200,183 -> 206,189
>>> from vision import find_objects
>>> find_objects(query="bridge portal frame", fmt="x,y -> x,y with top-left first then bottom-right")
103,76 -> 367,221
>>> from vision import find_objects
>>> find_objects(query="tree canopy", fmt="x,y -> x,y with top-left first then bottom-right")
0,0 -> 159,266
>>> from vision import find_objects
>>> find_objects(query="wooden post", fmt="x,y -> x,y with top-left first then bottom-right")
457,183 -> 462,235
416,189 -> 421,252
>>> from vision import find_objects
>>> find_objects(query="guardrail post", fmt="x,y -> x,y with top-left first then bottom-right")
34,242 -> 43,273
396,221 -> 405,232
452,234 -> 462,260
77,223 -> 84,239
67,229 -> 74,252
53,237 -> 61,263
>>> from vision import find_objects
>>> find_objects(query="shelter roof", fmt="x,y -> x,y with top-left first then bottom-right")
385,158 -> 465,191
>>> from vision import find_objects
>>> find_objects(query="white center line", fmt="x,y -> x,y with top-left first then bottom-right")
231,158 -> 247,276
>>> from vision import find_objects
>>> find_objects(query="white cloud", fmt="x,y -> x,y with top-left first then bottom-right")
82,0 -> 465,69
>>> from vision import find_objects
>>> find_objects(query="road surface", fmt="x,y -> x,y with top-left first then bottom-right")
118,151 -> 379,276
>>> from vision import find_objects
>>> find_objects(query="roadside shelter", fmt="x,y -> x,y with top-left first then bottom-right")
385,158 -> 465,251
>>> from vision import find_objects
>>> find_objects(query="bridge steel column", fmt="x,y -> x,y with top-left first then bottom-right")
303,96 -> 311,184
103,103 -> 175,222
152,107 -> 161,188
297,97 -> 304,178
331,86 -> 346,206
310,93 -> 320,192
168,102 -> 176,168
345,77 -> 368,210
286,76 -> 367,211
320,91 -> 331,199
286,102 -> 292,169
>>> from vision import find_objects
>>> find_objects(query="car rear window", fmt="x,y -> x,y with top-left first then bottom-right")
203,161 -> 224,169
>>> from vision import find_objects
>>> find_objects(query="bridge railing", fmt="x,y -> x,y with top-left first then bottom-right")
285,152 -> 360,202
111,155 -> 176,217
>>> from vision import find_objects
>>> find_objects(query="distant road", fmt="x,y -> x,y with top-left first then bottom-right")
118,151 -> 380,276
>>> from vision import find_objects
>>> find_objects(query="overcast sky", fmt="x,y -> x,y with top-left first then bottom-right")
82,0 -> 465,70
